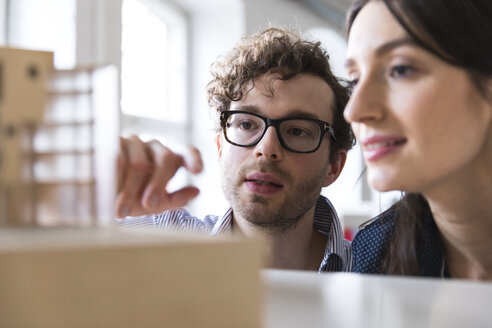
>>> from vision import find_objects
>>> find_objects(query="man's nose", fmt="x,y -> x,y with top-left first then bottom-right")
254,126 -> 283,161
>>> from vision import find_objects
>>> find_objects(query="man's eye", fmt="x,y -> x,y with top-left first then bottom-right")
389,65 -> 414,78
238,120 -> 255,130
288,127 -> 309,137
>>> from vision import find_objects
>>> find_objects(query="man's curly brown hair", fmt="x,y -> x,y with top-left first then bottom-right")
207,27 -> 355,161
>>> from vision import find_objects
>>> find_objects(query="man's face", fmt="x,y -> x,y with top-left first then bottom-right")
218,73 -> 341,232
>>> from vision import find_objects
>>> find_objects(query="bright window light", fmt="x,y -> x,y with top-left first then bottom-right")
121,0 -> 187,122
8,0 -> 76,69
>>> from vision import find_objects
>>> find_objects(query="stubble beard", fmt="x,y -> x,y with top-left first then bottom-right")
221,161 -> 328,234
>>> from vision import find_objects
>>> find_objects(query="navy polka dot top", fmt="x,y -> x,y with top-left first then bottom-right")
351,211 -> 449,278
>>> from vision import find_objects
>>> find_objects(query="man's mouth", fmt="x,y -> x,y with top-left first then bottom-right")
244,173 -> 284,194
246,179 -> 282,187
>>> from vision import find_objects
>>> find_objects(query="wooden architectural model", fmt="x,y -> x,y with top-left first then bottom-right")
0,48 -> 119,226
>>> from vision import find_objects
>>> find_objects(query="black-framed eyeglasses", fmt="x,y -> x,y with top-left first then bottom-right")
219,110 -> 336,154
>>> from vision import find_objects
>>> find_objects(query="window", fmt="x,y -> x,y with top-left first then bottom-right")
121,0 -> 187,125
120,0 -> 190,192
7,0 -> 76,69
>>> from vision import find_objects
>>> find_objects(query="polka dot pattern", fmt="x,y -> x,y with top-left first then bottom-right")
351,213 -> 396,274
352,211 -> 447,277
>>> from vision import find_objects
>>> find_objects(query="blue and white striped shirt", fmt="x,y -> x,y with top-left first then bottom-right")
118,195 -> 352,272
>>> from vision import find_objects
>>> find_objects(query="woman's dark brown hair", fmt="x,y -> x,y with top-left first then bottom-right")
347,0 -> 492,275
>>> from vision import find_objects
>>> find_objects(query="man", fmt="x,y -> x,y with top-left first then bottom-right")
117,27 -> 355,272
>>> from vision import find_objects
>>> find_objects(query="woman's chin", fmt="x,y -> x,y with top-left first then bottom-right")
367,170 -> 401,193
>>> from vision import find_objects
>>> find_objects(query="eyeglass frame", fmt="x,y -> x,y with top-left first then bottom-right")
219,110 -> 337,154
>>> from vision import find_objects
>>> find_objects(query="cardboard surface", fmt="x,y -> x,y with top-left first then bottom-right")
0,227 -> 263,327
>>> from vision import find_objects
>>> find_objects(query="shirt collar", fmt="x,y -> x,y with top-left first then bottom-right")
315,196 -> 350,272
210,196 -> 350,272
210,207 -> 233,235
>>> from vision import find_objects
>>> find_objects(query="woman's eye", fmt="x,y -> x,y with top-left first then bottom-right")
389,65 -> 414,78
348,78 -> 359,88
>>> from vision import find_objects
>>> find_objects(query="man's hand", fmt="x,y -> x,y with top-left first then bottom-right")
116,135 -> 203,218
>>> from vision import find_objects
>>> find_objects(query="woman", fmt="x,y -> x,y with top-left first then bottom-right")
344,0 -> 492,279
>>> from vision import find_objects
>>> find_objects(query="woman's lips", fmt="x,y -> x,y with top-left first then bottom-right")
245,172 -> 283,195
361,136 -> 407,162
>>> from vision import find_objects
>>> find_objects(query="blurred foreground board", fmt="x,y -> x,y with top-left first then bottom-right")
0,227 -> 263,328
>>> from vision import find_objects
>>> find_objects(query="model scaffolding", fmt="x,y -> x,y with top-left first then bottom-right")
0,48 -> 119,226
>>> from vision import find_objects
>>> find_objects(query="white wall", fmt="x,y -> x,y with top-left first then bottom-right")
243,0 -> 342,35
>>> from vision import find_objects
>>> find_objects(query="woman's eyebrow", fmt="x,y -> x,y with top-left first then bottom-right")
345,37 -> 419,68
375,37 -> 419,57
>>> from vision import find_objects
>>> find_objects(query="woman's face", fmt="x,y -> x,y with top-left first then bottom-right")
344,1 -> 492,194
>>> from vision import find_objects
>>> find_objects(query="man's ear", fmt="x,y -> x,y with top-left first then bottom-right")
323,150 -> 347,187
216,133 -> 223,159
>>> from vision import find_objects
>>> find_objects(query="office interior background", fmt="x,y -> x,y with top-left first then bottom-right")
0,0 -> 400,233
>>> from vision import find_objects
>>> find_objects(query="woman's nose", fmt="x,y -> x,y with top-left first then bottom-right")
344,76 -> 386,124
